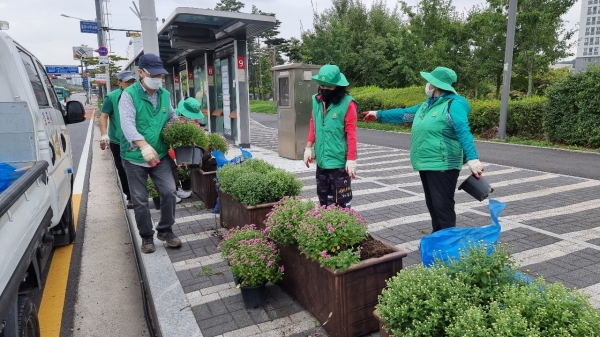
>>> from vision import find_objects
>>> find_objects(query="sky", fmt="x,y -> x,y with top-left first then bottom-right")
0,0 -> 584,67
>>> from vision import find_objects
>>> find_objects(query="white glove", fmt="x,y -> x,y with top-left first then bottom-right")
361,111 -> 378,122
345,160 -> 357,178
100,134 -> 110,149
467,159 -> 484,178
141,145 -> 160,167
304,147 -> 315,167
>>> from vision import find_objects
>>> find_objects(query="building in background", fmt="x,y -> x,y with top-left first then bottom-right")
126,37 -> 143,62
574,0 -> 600,71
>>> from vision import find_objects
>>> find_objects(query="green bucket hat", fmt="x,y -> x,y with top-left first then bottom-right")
177,97 -> 202,120
420,67 -> 457,94
311,64 -> 349,87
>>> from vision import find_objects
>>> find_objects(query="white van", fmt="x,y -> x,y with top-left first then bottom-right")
0,27 -> 86,337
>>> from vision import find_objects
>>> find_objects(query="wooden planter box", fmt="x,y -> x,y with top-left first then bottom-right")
218,191 -> 276,230
277,239 -> 407,337
191,169 -> 217,209
373,310 -> 390,337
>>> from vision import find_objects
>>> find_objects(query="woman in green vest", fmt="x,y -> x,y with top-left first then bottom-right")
304,65 -> 358,208
362,66 -> 484,233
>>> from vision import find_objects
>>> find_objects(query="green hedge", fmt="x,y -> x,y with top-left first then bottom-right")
249,100 -> 277,114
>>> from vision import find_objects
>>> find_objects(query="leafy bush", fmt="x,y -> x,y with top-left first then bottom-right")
207,132 -> 229,154
229,238 -> 284,286
446,303 -> 540,337
295,205 -> 368,271
544,66 -> 600,148
147,177 -> 159,199
265,196 -> 315,246
218,224 -> 266,261
240,158 -> 275,175
266,169 -> 303,201
177,166 -> 190,181
249,100 -> 277,114
228,172 -> 271,206
161,117 -> 209,149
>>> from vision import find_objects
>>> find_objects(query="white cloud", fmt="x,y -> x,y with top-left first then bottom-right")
2,0 -> 582,67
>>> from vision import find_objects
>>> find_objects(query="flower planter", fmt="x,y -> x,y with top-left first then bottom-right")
181,178 -> 192,191
174,145 -> 204,166
240,284 -> 266,309
218,190 -> 276,230
277,239 -> 407,337
373,310 -> 390,337
191,169 -> 217,209
152,197 -> 161,210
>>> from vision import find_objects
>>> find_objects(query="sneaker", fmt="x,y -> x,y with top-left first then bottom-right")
127,200 -> 133,209
157,231 -> 182,248
177,188 -> 192,199
175,196 -> 182,204
141,237 -> 156,254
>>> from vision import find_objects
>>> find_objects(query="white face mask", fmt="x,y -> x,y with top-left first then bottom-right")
425,83 -> 435,97
143,76 -> 162,90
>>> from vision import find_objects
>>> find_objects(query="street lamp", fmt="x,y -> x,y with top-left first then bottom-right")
60,14 -> 97,22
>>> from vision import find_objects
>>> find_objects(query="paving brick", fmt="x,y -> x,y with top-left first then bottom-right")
200,315 -> 238,337
192,303 -> 213,321
207,299 -> 229,316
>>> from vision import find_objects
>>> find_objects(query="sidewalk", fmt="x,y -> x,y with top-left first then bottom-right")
123,119 -> 600,337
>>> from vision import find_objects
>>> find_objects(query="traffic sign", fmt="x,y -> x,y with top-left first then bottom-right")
98,46 -> 108,56
126,31 -> 141,38
98,56 -> 109,66
45,65 -> 79,74
83,77 -> 89,90
80,21 -> 99,34
73,46 -> 94,60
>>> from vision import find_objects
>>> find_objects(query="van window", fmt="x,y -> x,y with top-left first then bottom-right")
18,50 -> 49,107
36,61 -> 61,110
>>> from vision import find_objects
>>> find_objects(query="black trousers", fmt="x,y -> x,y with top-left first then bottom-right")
419,170 -> 460,233
316,166 -> 352,208
109,142 -> 131,200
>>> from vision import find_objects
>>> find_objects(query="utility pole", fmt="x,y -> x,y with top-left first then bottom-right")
139,0 -> 159,55
498,0 -> 518,139
95,0 -> 111,93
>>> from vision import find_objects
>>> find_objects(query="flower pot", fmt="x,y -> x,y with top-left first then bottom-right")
152,197 -> 161,210
458,174 -> 494,202
181,178 -> 192,191
277,238 -> 407,337
233,275 -> 241,286
174,145 -> 205,166
240,284 -> 266,309
191,169 -> 217,209
218,190 -> 276,230
373,310 -> 391,337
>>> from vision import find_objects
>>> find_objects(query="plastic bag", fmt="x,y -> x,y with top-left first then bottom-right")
420,199 -> 506,267
211,147 -> 253,213
0,163 -> 26,194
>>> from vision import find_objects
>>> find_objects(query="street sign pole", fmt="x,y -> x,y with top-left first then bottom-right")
139,0 -> 160,55
499,0 -> 518,140
95,0 -> 110,94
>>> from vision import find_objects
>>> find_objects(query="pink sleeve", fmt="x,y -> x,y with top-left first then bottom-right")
345,101 -> 357,160
308,115 -> 316,143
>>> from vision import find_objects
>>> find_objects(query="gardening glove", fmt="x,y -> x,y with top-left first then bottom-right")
304,147 -> 315,168
100,134 -> 110,150
345,160 -> 357,179
361,111 -> 378,122
467,159 -> 484,179
141,145 -> 161,167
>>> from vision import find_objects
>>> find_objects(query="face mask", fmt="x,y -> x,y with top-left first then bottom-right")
143,76 -> 162,90
425,83 -> 435,97
319,88 -> 336,101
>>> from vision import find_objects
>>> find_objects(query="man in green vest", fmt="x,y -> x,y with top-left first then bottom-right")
118,53 -> 182,254
304,64 -> 358,208
99,70 -> 135,209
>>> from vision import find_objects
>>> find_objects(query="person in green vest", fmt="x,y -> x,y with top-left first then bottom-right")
362,66 -> 484,233
99,70 -> 136,209
303,64 -> 358,208
118,53 -> 182,254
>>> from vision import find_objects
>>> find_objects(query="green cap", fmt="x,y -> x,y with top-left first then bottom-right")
311,64 -> 349,87
177,98 -> 202,120
420,67 -> 457,94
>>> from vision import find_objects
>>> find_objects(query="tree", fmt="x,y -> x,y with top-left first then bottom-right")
81,54 -> 128,87
214,0 -> 244,12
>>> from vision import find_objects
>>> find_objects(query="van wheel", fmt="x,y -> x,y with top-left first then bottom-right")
17,297 -> 40,337
52,195 -> 76,246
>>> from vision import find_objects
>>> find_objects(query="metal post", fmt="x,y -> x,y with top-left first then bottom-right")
80,59 -> 89,104
498,0 -> 518,139
139,0 -> 160,55
96,0 -> 110,93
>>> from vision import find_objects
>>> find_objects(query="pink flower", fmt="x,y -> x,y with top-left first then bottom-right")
260,254 -> 266,260
320,251 -> 330,259
280,265 -> 285,273
267,260 -> 274,268
328,226 -> 334,234
292,215 -> 297,219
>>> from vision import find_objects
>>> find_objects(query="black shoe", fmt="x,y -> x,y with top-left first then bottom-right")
157,231 -> 182,248
127,200 -> 133,209
141,236 -> 156,254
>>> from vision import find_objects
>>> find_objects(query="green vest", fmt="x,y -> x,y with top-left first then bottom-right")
312,94 -> 355,169
410,97 -> 463,171
121,82 -> 171,163
106,88 -> 123,144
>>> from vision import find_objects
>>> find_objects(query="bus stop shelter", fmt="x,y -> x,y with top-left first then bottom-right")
124,7 -> 276,147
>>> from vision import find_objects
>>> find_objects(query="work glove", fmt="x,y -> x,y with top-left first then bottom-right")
345,160 -> 357,179
141,145 -> 161,167
361,111 -> 378,122
100,134 -> 110,150
304,147 -> 315,168
466,159 -> 484,179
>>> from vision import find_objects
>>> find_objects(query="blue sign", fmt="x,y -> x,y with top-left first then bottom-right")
80,21 -> 98,34
98,46 -> 108,56
45,65 -> 80,74
82,77 -> 89,90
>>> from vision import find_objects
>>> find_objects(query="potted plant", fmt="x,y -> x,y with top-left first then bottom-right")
191,132 -> 229,208
218,224 -> 266,263
161,117 -> 208,165
147,177 -> 160,210
216,159 -> 302,229
229,237 -> 284,309
265,204 -> 407,337
177,166 -> 192,191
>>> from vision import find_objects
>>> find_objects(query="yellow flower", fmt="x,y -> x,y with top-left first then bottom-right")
236,284 -> 241,289
331,247 -> 336,252
486,271 -> 490,275
337,245 -> 340,249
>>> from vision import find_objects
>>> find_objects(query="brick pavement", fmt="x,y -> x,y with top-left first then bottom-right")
143,118 -> 600,337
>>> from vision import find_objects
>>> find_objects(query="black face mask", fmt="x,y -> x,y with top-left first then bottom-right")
319,88 -> 336,102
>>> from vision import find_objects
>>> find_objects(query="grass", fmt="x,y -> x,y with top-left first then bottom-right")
250,100 -> 277,114
196,266 -> 223,277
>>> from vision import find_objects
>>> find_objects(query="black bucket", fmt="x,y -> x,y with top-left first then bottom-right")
240,284 -> 266,309
458,174 -> 494,202
174,146 -> 205,166
152,197 -> 161,210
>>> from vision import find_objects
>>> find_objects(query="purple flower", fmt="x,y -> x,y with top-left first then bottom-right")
267,260 -> 274,268
328,226 -> 334,234
292,214 -> 297,219
280,265 -> 285,273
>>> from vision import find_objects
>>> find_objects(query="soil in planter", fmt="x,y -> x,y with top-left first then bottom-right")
201,157 -> 217,172
359,235 -> 396,260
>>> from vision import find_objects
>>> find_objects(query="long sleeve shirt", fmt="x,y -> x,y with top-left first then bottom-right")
308,100 -> 358,161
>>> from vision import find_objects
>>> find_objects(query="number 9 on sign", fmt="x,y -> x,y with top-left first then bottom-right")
237,56 -> 245,69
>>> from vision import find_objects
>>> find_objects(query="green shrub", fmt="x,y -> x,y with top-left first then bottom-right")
545,66 -> 600,148
249,100 -> 277,114
266,169 -> 303,201
216,164 -> 245,194
161,117 -> 209,149
207,132 -> 229,154
147,178 -> 159,199
240,158 -> 276,175
228,172 -> 271,206
446,303 -> 540,337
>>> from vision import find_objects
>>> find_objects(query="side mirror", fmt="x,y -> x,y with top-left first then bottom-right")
65,101 -> 86,124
